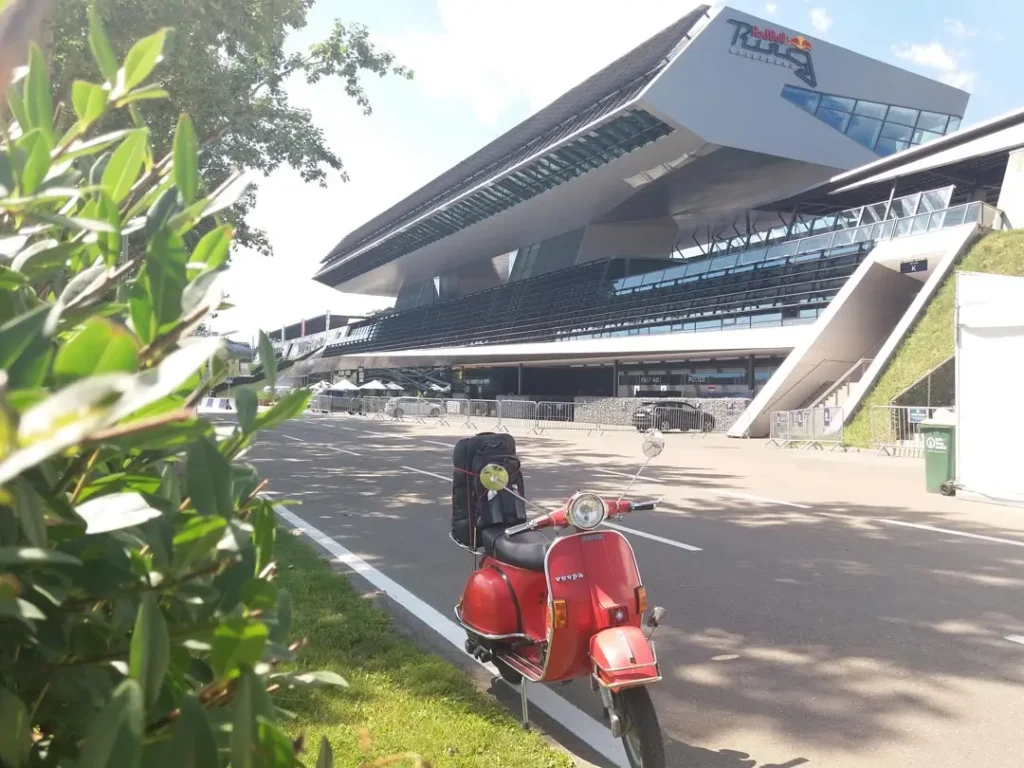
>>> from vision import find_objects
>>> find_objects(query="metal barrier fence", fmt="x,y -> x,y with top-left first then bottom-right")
497,400 -> 539,434
535,401 -> 596,434
389,396 -> 449,425
766,407 -> 845,450
870,405 -> 937,456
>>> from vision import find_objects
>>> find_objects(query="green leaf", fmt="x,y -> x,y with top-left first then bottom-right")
24,210 -> 119,234
88,5 -> 120,82
0,598 -> 45,627
101,129 -> 148,203
191,225 -> 232,269
240,579 -> 277,612
24,46 -> 54,143
210,619 -> 268,680
78,679 -> 144,768
62,130 -> 133,163
11,481 -> 46,548
173,515 -> 227,569
7,82 -> 30,135
254,718 -> 296,768
252,390 -> 310,432
271,670 -> 348,689
269,588 -> 291,644
121,29 -> 170,94
181,268 -> 224,318
231,668 -> 274,768
96,191 -> 123,264
252,503 -> 275,577
0,151 -> 14,195
0,304 -> 49,371
129,281 -> 154,344
0,687 -> 31,768
72,80 -> 109,128
145,186 -> 181,241
160,462 -> 182,511
257,332 -> 277,392
173,114 -> 199,205
315,737 -> 333,768
187,438 -> 234,518
75,492 -> 162,534
10,240 -> 78,279
145,230 -> 188,328
0,266 -> 27,288
236,388 -> 257,432
130,595 -> 170,707
0,548 -> 81,568
167,696 -> 218,768
53,317 -> 139,386
115,84 -> 169,107
15,129 -> 50,195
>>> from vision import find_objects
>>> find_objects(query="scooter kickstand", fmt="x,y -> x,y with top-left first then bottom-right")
520,680 -> 530,730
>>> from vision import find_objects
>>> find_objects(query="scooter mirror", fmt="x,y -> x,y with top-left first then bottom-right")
642,429 -> 666,459
479,463 -> 510,492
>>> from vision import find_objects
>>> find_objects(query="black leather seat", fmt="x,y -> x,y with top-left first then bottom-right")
479,527 -> 550,572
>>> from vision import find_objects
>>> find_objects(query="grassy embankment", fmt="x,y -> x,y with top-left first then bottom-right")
274,530 -> 572,768
845,230 -> 1024,447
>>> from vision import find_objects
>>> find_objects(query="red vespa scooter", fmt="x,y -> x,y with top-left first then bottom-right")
455,431 -> 669,768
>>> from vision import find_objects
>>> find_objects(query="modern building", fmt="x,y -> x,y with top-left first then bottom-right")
285,5 -> 1023,434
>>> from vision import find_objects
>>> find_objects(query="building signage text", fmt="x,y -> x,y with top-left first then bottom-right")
726,19 -> 817,89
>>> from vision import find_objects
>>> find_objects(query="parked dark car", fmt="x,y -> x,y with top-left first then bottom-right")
631,401 -> 715,433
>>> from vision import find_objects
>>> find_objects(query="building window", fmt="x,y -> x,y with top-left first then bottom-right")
779,85 -> 962,157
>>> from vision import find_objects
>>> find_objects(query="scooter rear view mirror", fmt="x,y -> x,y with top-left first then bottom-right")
642,430 -> 665,459
479,463 -> 509,492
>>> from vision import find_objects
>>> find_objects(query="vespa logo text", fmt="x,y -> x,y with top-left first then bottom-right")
554,573 -> 585,583
726,19 -> 817,89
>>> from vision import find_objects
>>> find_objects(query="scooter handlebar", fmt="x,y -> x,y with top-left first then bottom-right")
627,499 -> 660,512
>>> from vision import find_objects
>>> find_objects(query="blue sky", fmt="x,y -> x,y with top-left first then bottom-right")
216,0 -> 1023,339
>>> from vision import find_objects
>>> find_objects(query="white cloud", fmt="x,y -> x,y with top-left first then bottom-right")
809,7 -> 833,34
765,2 -> 778,15
386,0 -> 702,125
891,41 -> 957,71
891,40 -> 976,92
944,19 -> 977,39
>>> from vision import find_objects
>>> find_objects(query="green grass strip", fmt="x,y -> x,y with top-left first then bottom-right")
274,529 -> 572,767
845,229 -> 1024,447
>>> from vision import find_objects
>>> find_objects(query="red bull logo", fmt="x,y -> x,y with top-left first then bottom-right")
727,19 -> 818,89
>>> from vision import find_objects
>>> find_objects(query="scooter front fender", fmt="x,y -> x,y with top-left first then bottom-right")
590,626 -> 660,692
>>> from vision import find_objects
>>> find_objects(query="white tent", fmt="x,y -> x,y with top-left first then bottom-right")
428,383 -> 450,392
955,271 -> 1024,505
329,379 -> 359,391
384,382 -> 404,391
359,379 -> 387,391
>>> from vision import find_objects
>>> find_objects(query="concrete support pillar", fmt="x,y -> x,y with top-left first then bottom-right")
517,364 -> 524,396
997,148 -> 1024,229
613,360 -> 620,397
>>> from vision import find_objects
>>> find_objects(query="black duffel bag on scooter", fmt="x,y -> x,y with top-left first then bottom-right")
451,432 -> 526,549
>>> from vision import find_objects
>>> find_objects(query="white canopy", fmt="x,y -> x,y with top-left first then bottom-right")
384,382 -> 404,391
329,378 -> 359,391
359,379 -> 388,391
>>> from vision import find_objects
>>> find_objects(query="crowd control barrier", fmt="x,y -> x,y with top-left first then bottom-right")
766,407 -> 845,451
870,405 -> 937,456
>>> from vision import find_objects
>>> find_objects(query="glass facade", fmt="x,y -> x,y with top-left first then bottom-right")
616,357 -> 786,398
781,85 -> 962,156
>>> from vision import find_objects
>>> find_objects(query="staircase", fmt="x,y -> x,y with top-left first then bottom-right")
809,358 -> 873,410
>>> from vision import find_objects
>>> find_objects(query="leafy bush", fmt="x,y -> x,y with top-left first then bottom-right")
0,14 -> 346,768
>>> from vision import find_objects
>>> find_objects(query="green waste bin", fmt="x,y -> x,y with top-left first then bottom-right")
921,419 -> 955,495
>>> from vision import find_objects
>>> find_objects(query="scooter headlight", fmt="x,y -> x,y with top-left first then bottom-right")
567,493 -> 606,530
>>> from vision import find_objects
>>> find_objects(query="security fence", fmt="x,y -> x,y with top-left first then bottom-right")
650,404 -> 712,438
766,407 -> 846,450
535,402 -> 595,433
497,400 -> 539,434
870,405 -> 937,456
389,396 -> 450,425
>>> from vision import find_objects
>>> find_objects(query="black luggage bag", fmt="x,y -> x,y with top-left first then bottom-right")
451,432 -> 526,548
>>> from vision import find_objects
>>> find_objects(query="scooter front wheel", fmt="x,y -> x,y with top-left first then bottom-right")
617,687 -> 665,768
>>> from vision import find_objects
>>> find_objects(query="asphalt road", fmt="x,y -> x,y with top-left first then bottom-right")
238,413 -> 1024,768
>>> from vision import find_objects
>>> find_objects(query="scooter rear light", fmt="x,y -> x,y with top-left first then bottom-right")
607,605 -> 629,627
636,586 -> 648,616
551,600 -> 569,629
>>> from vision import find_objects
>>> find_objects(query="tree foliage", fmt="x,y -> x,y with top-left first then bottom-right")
48,0 -> 411,253
0,13 -> 348,768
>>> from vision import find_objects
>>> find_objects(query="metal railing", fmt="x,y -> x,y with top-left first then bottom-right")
535,401 -> 596,434
767,407 -> 845,450
870,405 -> 938,456
387,397 -> 449,424
497,400 -> 539,434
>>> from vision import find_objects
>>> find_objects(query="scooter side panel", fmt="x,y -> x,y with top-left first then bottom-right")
578,530 -> 643,629
460,557 -> 547,638
544,536 -> 597,681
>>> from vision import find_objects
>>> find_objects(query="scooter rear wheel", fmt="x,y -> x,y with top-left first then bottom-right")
493,656 -> 523,686
617,687 -> 665,768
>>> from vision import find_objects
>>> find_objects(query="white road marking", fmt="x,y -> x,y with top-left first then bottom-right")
591,467 -> 656,482
402,466 -> 450,482
1004,635 -> 1024,646
279,434 -> 303,442
337,448 -> 361,457
877,519 -> 1024,548
272,504 -> 629,767
423,440 -> 452,448
603,522 -> 702,552
719,491 -> 811,510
